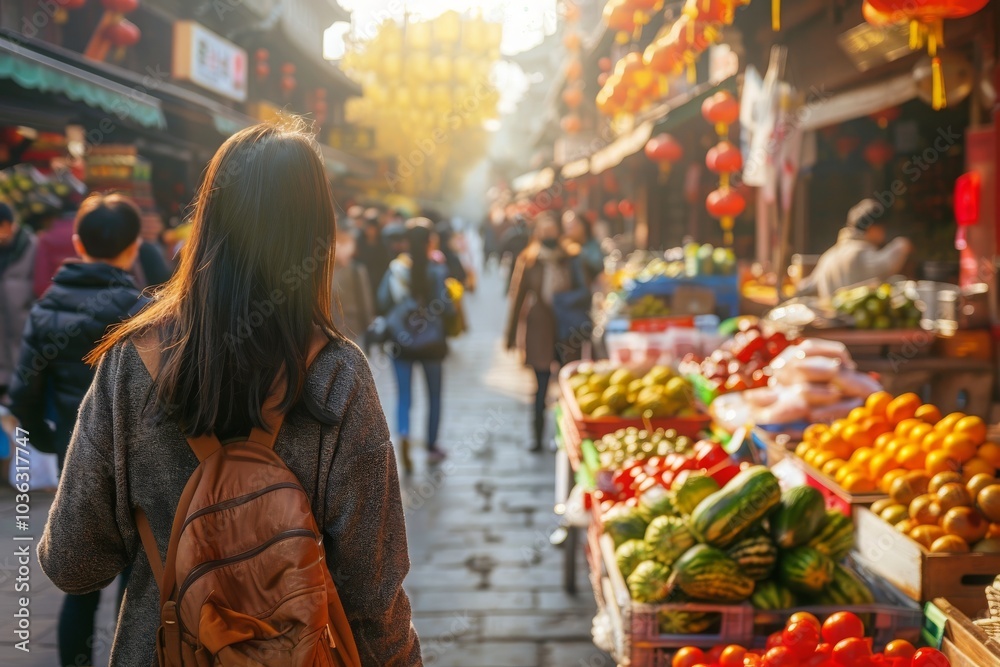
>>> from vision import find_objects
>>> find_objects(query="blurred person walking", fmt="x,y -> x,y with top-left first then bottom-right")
563,209 -> 605,286
332,219 -> 375,345
357,215 -> 390,301
0,202 -> 36,403
505,213 -> 589,452
10,193 -> 145,667
378,218 -> 454,473
37,122 -> 421,666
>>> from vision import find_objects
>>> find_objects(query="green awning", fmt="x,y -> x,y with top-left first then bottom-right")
0,38 -> 166,130
211,112 -> 250,137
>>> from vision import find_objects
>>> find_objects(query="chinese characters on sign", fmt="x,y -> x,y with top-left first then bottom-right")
172,21 -> 248,102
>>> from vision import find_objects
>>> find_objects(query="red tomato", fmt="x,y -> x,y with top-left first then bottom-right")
787,612 -> 822,631
883,640 -> 915,660
742,654 -> 763,667
822,612 -> 865,645
804,642 -> 833,667
765,630 -> 785,649
782,620 -> 820,658
706,644 -> 726,662
763,645 -> 797,667
832,637 -> 872,666
672,647 -> 706,667
718,645 -> 747,667
911,647 -> 950,667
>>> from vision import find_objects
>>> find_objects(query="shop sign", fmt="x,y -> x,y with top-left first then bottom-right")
173,21 -> 247,102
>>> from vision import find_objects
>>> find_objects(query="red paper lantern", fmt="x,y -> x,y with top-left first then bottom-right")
862,0 -> 904,25
563,32 -> 582,51
598,57 -> 612,72
645,133 -> 683,179
706,187 -> 746,218
597,72 -> 610,87
565,58 -> 583,81
562,87 -> 584,109
683,0 -> 748,25
603,0 -> 637,43
256,62 -> 270,79
282,62 -> 296,76
561,114 -> 582,134
643,37 -> 682,75
869,106 -> 901,128
603,200 -> 620,218
618,199 -> 635,217
701,91 -> 739,136
616,52 -> 653,92
863,139 -> 895,169
105,19 -> 140,46
101,0 -> 138,13
281,74 -> 296,95
706,140 -> 743,173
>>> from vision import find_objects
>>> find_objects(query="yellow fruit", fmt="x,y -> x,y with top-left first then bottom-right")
931,534 -> 970,553
909,494 -> 942,525
936,412 -> 967,433
962,456 -> 996,482
803,449 -> 818,465
898,444 -> 926,471
864,417 -> 893,440
915,404 -> 943,424
812,451 -> 836,469
896,518 -> 917,534
874,432 -> 895,450
909,423 -> 934,444
909,524 -> 946,549
866,390 -> 893,417
850,447 -> 876,467
966,473 -> 999,500
885,438 -> 909,459
928,471 -> 964,494
803,423 -> 828,443
956,415 -> 988,446
835,465 -> 854,485
825,439 -> 853,461
925,450 -> 960,476
978,443 -> 1000,469
944,433 -> 977,463
887,393 -> 921,426
795,441 -> 811,458
894,418 -> 925,441
869,452 -> 898,479
822,458 -> 846,478
843,472 -> 876,493
936,482 -> 973,513
941,506 -> 989,543
881,468 -> 908,493
921,431 -> 946,453
871,498 -> 896,515
848,406 -> 871,423
829,420 -> 847,438
880,504 -> 910,524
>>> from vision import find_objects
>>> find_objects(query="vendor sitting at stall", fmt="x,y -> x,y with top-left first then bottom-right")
796,198 -> 912,301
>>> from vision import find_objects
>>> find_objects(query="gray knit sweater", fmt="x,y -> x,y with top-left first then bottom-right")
38,337 -> 422,666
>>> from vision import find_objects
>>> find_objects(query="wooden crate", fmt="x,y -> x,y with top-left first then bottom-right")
926,599 -> 1000,667
853,508 -> 1000,618
785,454 -> 887,516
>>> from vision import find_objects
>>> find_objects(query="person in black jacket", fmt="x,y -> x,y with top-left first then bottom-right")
9,192 -> 144,667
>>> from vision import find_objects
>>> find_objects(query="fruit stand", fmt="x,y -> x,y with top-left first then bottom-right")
559,310 -> 1000,666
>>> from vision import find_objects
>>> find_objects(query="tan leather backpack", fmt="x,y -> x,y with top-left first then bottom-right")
133,333 -> 362,666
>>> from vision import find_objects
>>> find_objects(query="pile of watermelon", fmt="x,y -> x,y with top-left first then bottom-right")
602,465 -> 873,634
670,611 -> 949,666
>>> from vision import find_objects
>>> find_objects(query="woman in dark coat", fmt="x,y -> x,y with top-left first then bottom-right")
505,212 -> 588,451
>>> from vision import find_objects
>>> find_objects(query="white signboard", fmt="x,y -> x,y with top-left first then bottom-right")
173,21 -> 248,102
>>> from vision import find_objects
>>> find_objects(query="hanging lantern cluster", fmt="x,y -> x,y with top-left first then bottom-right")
701,91 -> 743,246
644,133 -> 683,182
55,0 -> 87,24
602,0 -> 668,44
255,48 -> 270,80
862,0 -> 989,109
101,0 -> 141,59
560,2 -> 585,135
312,88 -> 328,126
281,63 -> 296,96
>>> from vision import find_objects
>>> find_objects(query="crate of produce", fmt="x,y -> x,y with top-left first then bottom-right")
924,598 -> 1000,667
559,361 -> 711,440
853,507 -> 1000,618
785,454 -> 888,516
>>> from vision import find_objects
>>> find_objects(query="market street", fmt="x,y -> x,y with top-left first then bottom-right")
0,268 -> 612,667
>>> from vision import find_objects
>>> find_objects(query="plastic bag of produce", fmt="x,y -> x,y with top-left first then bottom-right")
753,390 -> 809,425
795,355 -> 842,383
833,369 -> 883,398
794,338 -> 856,368
791,382 -> 843,407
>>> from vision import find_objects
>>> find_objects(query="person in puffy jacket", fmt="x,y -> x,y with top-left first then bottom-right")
10,192 -> 145,667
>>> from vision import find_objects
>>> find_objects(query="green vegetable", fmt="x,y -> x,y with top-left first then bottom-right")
806,510 -> 855,561
602,505 -> 650,548
771,485 -> 827,549
673,544 -> 755,602
750,581 -> 797,610
627,560 -> 672,603
673,473 -> 721,516
726,534 -> 779,581
615,540 -> 655,580
645,515 -> 696,568
689,466 -> 781,548
779,547 -> 835,596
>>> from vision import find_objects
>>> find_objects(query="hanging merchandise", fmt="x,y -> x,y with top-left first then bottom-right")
702,90 -> 742,246
863,0 -> 989,109
603,0 -> 638,44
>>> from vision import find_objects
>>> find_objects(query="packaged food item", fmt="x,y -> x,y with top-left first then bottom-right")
794,338 -> 856,368
795,355 -> 842,383
754,391 -> 809,425
743,386 -> 778,408
833,369 -> 883,398
793,382 -> 843,407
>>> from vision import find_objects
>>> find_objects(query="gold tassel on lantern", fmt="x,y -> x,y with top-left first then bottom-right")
927,20 -> 946,109
721,216 -> 734,247
772,0 -> 780,30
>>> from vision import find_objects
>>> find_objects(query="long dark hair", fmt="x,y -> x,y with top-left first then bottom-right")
88,120 -> 341,436
405,218 -> 433,303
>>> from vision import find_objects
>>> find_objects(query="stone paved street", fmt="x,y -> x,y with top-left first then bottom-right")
0,268 -> 613,667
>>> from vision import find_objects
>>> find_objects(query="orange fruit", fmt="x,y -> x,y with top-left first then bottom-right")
885,438 -> 909,459
843,472 -> 876,493
943,433 -> 977,463
827,439 -> 853,461
979,443 -> 1000,469
886,393 -> 921,426
936,412 -> 967,433
842,424 -> 871,450
803,423 -> 828,443
915,404 -> 942,424
961,456 -> 996,482
881,468 -> 909,493
812,450 -> 836,469
822,458 -> 846,477
866,390 -> 893,417
894,418 -> 925,440
898,444 -> 927,471
848,406 -> 871,423
829,420 -> 846,438
834,465 -> 854,485
874,432 -> 894,450
925,449 -> 960,476
955,415 -> 988,446
909,493 -> 942,525
870,452 -> 898,479
795,441 -> 811,458
864,417 -> 892,440
909,423 -> 934,444
921,431 -> 946,454
850,446 -> 876,466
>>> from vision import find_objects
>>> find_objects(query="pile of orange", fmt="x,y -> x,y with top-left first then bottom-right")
794,391 -> 1000,494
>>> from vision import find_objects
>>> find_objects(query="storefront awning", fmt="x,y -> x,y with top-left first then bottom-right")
320,143 -> 376,179
0,36 -> 166,130
799,73 -> 918,131
590,121 -> 654,175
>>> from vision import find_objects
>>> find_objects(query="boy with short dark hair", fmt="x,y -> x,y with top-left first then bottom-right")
9,192 -> 145,667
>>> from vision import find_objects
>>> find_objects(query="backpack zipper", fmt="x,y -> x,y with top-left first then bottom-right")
175,528 -> 318,636
180,482 -> 305,533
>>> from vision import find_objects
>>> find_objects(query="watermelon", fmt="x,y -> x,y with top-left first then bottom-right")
750,581 -> 797,610
602,505 -> 650,548
726,534 -> 778,581
673,473 -> 720,515
657,607 -> 721,635
779,547 -> 835,596
615,539 -> 655,579
640,486 -> 677,518
807,510 -> 855,561
673,544 -> 755,602
645,516 -> 696,568
823,564 -> 875,606
627,560 -> 672,603
689,466 -> 781,548
771,485 -> 827,549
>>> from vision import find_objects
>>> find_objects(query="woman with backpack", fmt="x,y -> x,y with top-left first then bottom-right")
505,212 -> 589,452
377,218 -> 453,474
37,121 -> 421,666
